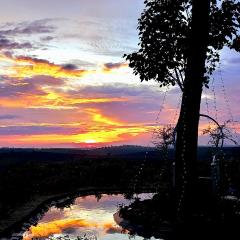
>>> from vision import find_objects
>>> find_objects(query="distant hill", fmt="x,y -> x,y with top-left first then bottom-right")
85,145 -> 156,156
0,145 -> 239,163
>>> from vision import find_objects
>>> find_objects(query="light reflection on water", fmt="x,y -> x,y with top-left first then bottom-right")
23,193 -> 159,240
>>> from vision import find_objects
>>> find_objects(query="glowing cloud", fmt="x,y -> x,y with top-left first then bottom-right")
0,53 -> 129,81
23,219 -> 95,240
0,107 -> 153,146
6,55 -> 92,79
23,218 -> 123,240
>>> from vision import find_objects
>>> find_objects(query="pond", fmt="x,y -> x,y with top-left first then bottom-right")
22,193 -> 160,240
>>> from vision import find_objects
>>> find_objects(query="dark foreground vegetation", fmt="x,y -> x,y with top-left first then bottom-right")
0,146 -> 240,238
119,192 -> 240,240
0,146 -> 160,235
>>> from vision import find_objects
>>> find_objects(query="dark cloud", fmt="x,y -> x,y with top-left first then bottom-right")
0,115 -> 19,120
0,19 -> 56,36
0,19 -> 58,51
16,55 -> 52,64
67,59 -> 97,68
0,37 -> 33,50
62,228 -> 78,235
40,36 -> 55,42
62,64 -> 78,71
41,210 -> 65,222
104,62 -> 126,70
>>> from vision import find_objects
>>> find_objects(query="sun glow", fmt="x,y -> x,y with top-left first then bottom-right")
84,139 -> 97,144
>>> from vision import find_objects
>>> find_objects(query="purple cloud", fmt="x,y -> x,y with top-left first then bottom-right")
0,75 -> 65,98
0,114 -> 19,120
104,62 -> 126,70
0,125 -> 84,135
0,37 -> 33,50
0,19 -> 56,36
0,81 -> 46,97
25,76 -> 65,86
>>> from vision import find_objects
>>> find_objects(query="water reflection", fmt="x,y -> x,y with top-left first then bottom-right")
23,193 -> 158,240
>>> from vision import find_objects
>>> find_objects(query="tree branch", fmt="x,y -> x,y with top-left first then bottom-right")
200,113 -> 224,148
174,114 -> 225,148
178,67 -> 185,84
174,68 -> 184,92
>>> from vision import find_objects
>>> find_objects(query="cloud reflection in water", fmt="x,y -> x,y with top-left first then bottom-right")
23,194 -> 154,240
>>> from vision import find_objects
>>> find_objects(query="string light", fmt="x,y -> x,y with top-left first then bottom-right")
211,76 -> 219,122
173,93 -> 182,125
130,87 -> 170,193
218,63 -> 240,144
204,87 -> 211,128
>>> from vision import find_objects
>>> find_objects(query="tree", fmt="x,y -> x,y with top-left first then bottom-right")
124,0 -> 240,219
152,125 -> 175,156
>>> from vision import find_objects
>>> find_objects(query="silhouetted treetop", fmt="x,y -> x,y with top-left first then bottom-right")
124,0 -> 240,90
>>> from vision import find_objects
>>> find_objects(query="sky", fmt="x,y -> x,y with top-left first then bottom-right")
0,0 -> 239,148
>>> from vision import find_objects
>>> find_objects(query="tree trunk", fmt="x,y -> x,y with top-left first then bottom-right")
175,0 -> 210,220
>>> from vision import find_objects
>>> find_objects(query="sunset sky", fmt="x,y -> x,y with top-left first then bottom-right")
0,0 -> 239,148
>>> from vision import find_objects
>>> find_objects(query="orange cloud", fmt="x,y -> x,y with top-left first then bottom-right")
5,55 -> 93,79
0,53 -> 156,146
103,223 -> 127,234
0,53 -> 131,110
2,120 -> 237,147
86,108 -> 122,126
0,104 -> 154,146
23,219 -> 95,240
0,53 -> 128,80
0,90 -> 128,109
9,125 -> 152,145
23,218 -> 123,240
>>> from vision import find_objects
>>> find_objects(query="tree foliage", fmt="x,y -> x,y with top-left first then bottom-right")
124,0 -> 240,90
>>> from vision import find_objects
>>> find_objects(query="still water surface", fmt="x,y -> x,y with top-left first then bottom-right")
23,193 -> 159,240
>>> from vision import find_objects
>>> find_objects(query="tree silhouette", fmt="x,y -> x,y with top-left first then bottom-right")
202,119 -> 238,149
125,0 -> 240,219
